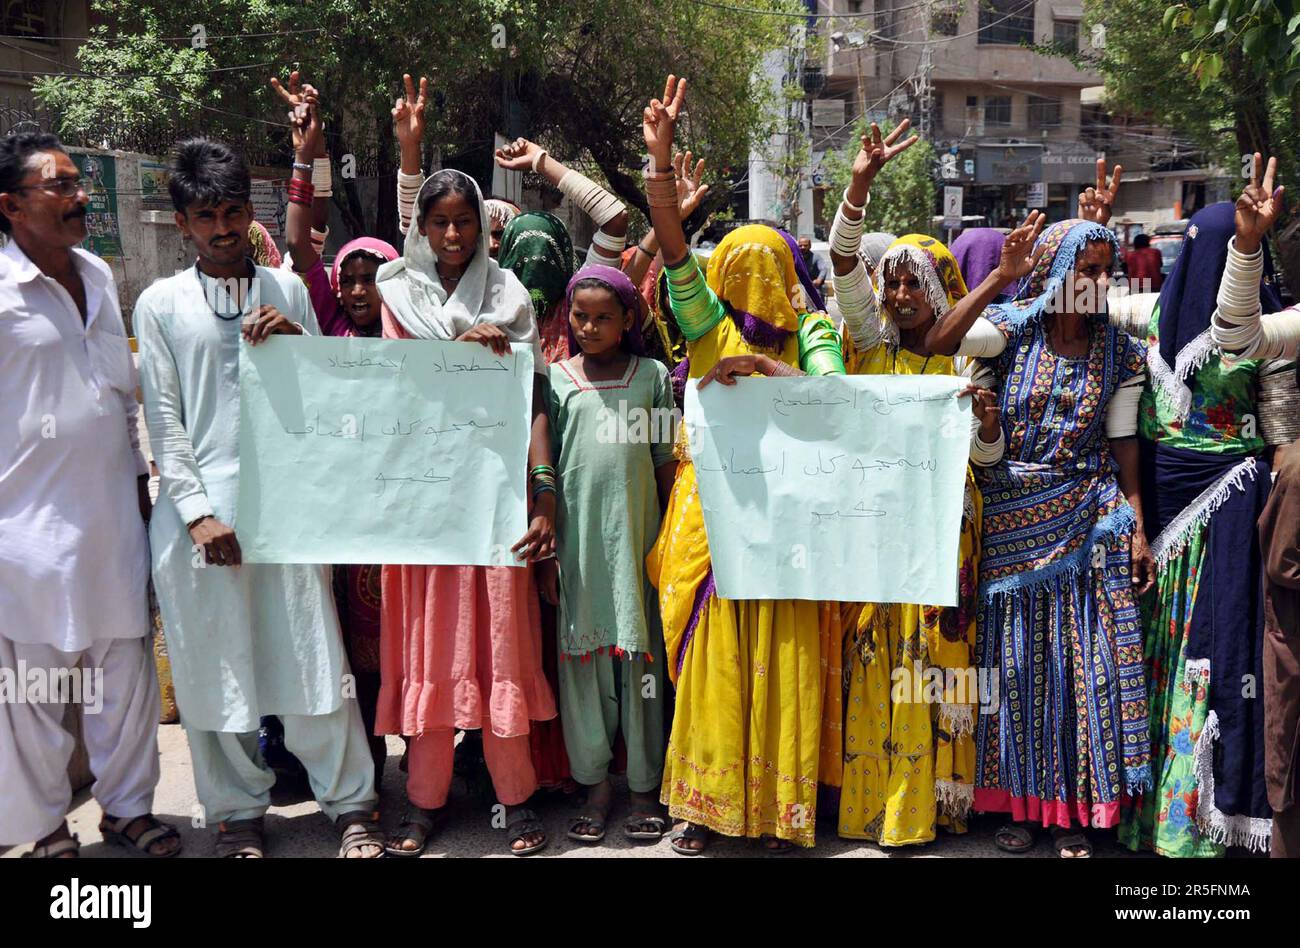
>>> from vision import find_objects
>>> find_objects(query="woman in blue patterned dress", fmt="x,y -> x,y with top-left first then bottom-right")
928,205 -> 1156,857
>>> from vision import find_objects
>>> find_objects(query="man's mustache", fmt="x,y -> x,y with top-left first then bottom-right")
64,206 -> 87,221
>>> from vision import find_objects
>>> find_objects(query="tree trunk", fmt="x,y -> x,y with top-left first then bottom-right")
375,114 -> 398,247
330,125 -> 371,240
1230,55 -> 1300,300
1276,89 -> 1300,302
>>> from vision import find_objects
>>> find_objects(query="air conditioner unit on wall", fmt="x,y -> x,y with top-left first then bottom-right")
812,99 -> 847,127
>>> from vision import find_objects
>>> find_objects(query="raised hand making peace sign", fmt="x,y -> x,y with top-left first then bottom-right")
1235,152 -> 1285,255
269,71 -> 321,157
643,75 -> 687,174
1077,158 -> 1122,226
392,74 -> 428,149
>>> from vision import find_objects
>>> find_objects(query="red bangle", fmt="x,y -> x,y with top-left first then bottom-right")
286,178 -> 315,206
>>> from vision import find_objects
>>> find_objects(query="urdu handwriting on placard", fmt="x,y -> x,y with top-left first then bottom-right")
326,354 -> 408,372
374,469 -> 453,496
378,418 -> 509,443
770,390 -> 853,417
431,350 -> 513,374
811,501 -> 888,524
697,448 -> 788,477
871,382 -> 955,416
851,457 -> 938,484
803,451 -> 847,476
283,412 -> 367,440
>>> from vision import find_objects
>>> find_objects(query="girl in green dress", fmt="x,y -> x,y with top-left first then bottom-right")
544,264 -> 679,844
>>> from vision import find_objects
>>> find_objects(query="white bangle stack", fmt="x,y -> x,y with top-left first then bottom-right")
397,169 -> 424,235
312,157 -> 333,198
591,229 -> 626,254
1212,237 -> 1266,356
831,189 -> 869,257
557,168 -> 626,227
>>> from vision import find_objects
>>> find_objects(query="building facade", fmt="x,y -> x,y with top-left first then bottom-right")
792,0 -> 1226,237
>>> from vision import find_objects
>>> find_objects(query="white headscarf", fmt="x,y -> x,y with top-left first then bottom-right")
376,169 -> 538,352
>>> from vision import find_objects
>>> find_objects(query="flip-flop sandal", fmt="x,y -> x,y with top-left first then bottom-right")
567,811 -> 607,843
1051,829 -> 1093,858
669,822 -> 709,856
22,834 -> 80,858
506,807 -> 548,856
624,812 -> 668,841
100,813 -> 182,858
994,823 -> 1037,855
337,809 -> 385,859
215,818 -> 265,858
385,806 -> 443,858
760,835 -> 797,855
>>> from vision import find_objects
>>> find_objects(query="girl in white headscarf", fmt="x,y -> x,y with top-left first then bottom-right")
374,167 -> 558,857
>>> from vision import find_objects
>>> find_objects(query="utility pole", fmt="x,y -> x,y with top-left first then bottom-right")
915,40 -> 934,140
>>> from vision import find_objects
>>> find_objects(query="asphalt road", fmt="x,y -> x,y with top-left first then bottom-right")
3,723 -> 1148,859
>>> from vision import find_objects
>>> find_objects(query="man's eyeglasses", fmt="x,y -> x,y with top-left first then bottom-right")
10,176 -> 86,198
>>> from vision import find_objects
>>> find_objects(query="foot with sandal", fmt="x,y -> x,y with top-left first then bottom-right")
505,803 -> 548,856
624,789 -> 667,843
25,812 -> 183,859
23,821 -> 80,859
995,822 -> 1093,858
568,778 -> 613,843
669,820 -> 709,856
385,804 -> 445,857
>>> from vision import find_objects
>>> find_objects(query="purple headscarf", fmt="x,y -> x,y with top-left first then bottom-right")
777,228 -> 827,313
950,228 -> 1008,298
565,264 -> 647,356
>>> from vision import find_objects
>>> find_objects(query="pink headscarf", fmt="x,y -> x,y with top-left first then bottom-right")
248,220 -> 282,268
330,236 -> 400,293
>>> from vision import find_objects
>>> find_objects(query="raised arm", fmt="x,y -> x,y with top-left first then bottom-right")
830,120 -> 917,277
642,75 -> 690,267
927,211 -> 1043,356
271,71 -> 325,273
392,74 -> 427,237
494,136 -> 629,265
1213,153 -> 1299,361
830,121 -> 917,351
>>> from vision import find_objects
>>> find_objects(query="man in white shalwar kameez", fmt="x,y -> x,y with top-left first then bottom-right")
0,133 -> 178,858
135,138 -> 382,858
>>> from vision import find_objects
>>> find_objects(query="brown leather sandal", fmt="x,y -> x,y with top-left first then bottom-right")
215,818 -> 265,858
100,813 -> 182,857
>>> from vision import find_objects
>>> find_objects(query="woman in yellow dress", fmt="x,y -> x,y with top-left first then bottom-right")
641,77 -> 845,854
702,124 -> 1040,846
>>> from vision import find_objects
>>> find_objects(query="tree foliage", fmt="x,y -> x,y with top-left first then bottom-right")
33,0 -> 802,243
1077,0 -> 1300,288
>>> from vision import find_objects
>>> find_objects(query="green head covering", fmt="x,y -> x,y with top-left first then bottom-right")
498,211 -> 574,320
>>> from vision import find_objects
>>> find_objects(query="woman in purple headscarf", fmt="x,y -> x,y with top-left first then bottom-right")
950,229 -> 1010,303
545,264 -> 679,845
